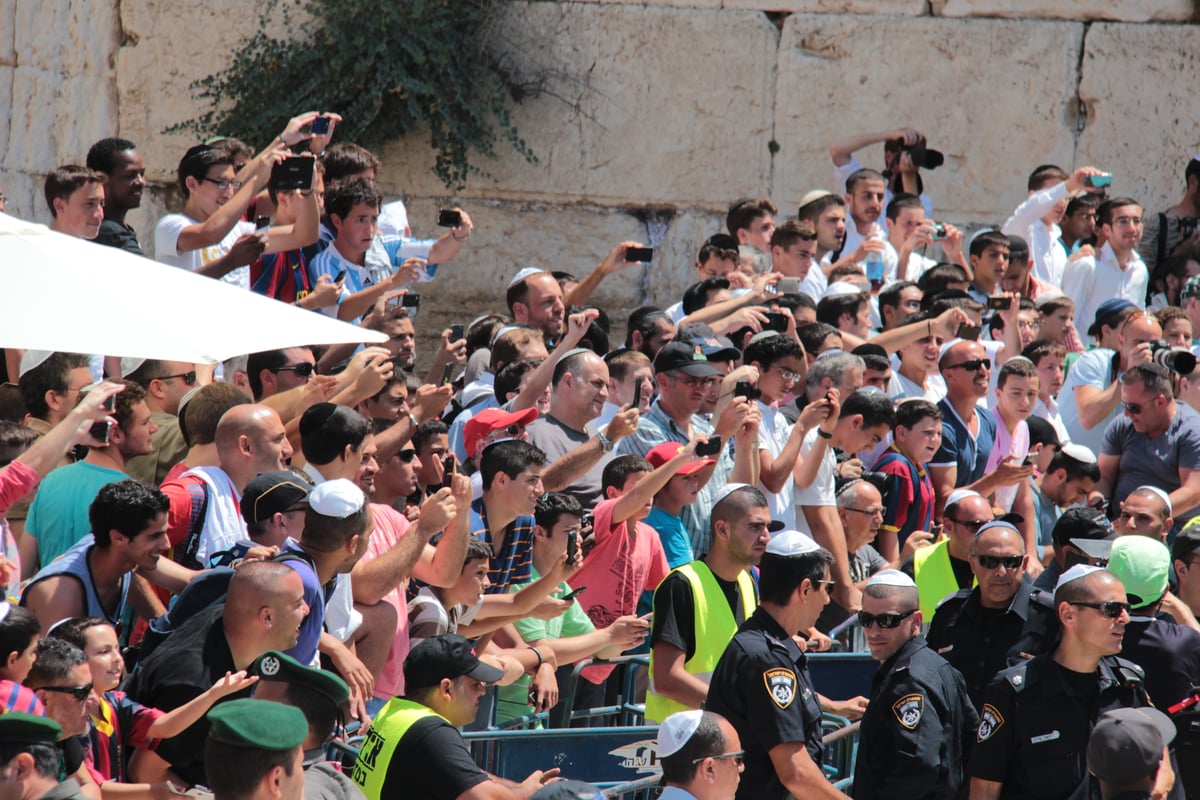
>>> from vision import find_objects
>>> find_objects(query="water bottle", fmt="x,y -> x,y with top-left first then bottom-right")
865,223 -> 884,292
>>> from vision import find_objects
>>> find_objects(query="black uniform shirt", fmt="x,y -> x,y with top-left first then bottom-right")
705,607 -> 822,800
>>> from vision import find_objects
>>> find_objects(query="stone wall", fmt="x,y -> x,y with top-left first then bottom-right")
2,0 -> 1198,355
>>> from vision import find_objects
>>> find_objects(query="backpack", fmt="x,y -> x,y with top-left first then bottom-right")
135,549 -> 316,665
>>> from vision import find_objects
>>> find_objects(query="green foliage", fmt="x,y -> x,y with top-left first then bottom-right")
167,0 -> 538,188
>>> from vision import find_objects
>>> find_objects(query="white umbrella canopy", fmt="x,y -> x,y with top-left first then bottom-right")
0,212 -> 385,363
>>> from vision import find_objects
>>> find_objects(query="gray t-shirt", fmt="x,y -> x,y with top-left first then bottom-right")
1101,403 -> 1200,526
526,413 -> 609,510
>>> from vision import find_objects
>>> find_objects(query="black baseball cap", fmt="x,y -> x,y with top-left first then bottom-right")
1051,506 -> 1116,551
653,342 -> 722,378
239,471 -> 310,525
404,634 -> 504,691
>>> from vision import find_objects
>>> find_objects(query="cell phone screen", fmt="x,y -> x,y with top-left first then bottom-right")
310,116 -> 331,137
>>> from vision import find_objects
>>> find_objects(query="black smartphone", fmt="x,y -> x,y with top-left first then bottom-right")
625,246 -> 654,262
733,381 -> 761,401
560,585 -> 586,602
89,420 -> 112,445
443,454 -> 456,478
566,529 -> 579,565
763,311 -> 789,333
255,215 -> 271,230
449,324 -> 464,341
1023,451 -> 1039,466
695,435 -> 722,457
269,157 -> 315,191
988,296 -> 1012,311
956,323 -> 981,341
333,269 -> 347,285
310,115 -> 331,137
437,209 -> 463,228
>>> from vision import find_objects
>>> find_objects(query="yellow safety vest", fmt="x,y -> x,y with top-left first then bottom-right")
912,539 -> 974,620
351,698 -> 443,800
645,561 -> 757,723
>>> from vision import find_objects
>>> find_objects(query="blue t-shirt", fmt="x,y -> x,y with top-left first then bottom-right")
279,540 -> 331,666
645,508 -> 693,569
931,399 -> 997,487
468,499 -> 534,595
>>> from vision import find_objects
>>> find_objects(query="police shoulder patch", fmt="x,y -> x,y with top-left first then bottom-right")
259,655 -> 281,677
763,667 -> 797,709
978,703 -> 1005,742
892,693 -> 924,730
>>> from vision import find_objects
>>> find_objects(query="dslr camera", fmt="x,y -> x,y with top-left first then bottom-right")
1151,340 -> 1197,375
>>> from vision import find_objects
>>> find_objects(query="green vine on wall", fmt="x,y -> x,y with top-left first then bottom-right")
167,0 -> 538,188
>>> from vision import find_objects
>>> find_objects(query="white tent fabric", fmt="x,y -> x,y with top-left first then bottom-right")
0,212 -> 385,363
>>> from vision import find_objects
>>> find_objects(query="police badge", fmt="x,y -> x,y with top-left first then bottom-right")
978,703 -> 1004,742
763,668 -> 797,709
259,655 -> 281,677
892,693 -> 924,729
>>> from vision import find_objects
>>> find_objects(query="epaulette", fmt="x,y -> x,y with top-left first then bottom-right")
1028,588 -> 1054,608
1111,657 -> 1145,687
935,587 -> 973,612
1003,662 -> 1030,692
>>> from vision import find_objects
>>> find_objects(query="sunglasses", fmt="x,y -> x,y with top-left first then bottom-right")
41,684 -> 93,701
858,608 -> 918,630
275,363 -> 317,377
150,371 -> 197,386
944,359 -> 989,372
694,750 -> 745,766
974,554 -> 1024,570
1122,401 -> 1143,414
489,424 -> 524,439
815,579 -> 836,596
950,517 -> 989,533
397,449 -> 417,463
1069,600 -> 1131,619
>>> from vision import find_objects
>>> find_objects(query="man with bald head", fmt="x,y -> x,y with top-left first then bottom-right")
526,348 -> 639,509
930,340 -> 1028,517
816,479 -> 888,630
126,560 -> 310,785
969,566 -> 1166,800
161,403 -> 293,568
507,270 -> 566,345
1114,486 -> 1175,543
904,490 -> 994,619
927,521 -> 1034,709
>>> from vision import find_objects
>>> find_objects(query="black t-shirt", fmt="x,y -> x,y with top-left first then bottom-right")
94,219 -> 145,256
651,562 -> 749,660
379,716 -> 488,799
122,604 -> 251,785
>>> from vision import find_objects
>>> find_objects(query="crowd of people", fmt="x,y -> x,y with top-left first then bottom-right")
0,113 -> 1199,800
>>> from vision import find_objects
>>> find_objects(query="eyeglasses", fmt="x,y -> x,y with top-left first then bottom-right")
693,751 -> 745,766
671,374 -> 719,389
950,517 -> 989,533
974,554 -> 1024,570
1070,600 -> 1131,619
397,449 -> 417,463
857,609 -> 918,630
40,684 -> 93,701
273,363 -> 317,377
489,424 -> 524,439
944,359 -> 989,372
150,371 -> 197,386
201,176 -> 243,191
844,506 -> 884,518
772,367 -> 801,382
815,579 -> 836,596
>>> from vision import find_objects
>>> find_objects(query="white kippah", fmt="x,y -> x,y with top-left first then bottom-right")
712,484 -> 752,506
1060,443 -> 1097,464
1055,564 -> 1105,593
1135,486 -> 1173,517
507,266 -> 545,288
1034,290 -> 1068,309
938,338 -> 965,362
490,325 -> 521,346
823,281 -> 862,299
798,189 -> 835,209
765,530 -> 820,557
658,710 -> 704,758
119,358 -> 147,378
945,489 -> 981,510
17,350 -> 53,378
308,479 -> 365,519
865,569 -> 916,589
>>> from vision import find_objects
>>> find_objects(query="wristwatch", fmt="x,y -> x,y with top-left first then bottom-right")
597,431 -> 615,453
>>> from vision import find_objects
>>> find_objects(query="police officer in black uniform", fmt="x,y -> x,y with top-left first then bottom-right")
853,569 -> 977,800
926,521 -> 1036,710
705,530 -> 843,800
968,565 -> 1177,800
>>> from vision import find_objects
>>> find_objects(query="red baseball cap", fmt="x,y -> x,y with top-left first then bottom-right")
646,442 -> 715,476
463,406 -> 539,458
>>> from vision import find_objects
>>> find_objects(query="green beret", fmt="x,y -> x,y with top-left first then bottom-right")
251,650 -> 350,707
207,699 -> 306,751
0,712 -> 61,745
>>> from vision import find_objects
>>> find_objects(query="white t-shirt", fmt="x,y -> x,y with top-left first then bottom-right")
757,402 -> 795,528
155,214 -> 256,290
794,427 -> 836,535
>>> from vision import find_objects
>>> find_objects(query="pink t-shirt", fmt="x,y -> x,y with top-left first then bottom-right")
361,503 -> 414,700
571,497 -> 669,684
